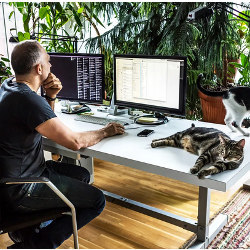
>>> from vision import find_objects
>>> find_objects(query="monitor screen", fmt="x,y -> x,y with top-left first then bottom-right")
42,52 -> 104,103
114,55 -> 187,116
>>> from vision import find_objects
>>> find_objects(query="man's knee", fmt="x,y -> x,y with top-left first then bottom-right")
95,189 -> 106,214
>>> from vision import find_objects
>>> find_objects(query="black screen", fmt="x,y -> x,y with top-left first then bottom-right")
42,53 -> 104,103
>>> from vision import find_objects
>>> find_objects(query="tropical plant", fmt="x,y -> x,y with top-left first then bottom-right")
9,2 -> 81,52
0,55 -> 12,84
8,2 -> 250,119
229,53 -> 250,86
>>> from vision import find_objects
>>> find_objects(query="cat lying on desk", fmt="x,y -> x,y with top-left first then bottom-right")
151,124 -> 245,179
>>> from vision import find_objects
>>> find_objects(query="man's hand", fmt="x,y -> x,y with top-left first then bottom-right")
42,72 -> 62,98
102,122 -> 125,137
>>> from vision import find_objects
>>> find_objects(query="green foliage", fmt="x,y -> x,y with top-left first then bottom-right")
229,53 -> 250,86
0,56 -> 12,83
8,2 -> 250,119
9,2 -> 81,52
17,31 -> 30,41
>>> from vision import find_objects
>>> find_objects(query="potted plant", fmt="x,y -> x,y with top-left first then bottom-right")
197,74 -> 227,124
195,3 -> 250,124
0,55 -> 12,84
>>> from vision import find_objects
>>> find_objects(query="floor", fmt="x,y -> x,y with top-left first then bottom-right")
0,157 -> 247,249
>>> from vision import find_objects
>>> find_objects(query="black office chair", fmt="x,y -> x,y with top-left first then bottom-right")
0,177 -> 79,249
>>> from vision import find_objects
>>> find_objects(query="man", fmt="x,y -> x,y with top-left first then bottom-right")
0,40 -> 125,248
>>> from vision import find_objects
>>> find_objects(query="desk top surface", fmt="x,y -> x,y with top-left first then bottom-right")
48,104 -> 250,192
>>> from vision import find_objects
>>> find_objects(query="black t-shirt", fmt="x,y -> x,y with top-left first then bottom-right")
0,78 -> 56,179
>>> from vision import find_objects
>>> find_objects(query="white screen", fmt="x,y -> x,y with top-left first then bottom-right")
115,57 -> 183,110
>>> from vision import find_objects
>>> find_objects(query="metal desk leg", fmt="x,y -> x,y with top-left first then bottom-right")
80,156 -> 94,184
191,186 -> 228,249
197,186 -> 210,243
61,155 -> 94,184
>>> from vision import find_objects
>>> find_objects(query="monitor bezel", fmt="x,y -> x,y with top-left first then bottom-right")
41,52 -> 105,104
113,54 -> 187,116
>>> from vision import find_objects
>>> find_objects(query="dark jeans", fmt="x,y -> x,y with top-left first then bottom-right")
12,160 -> 105,249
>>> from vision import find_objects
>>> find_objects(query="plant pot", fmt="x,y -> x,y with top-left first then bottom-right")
197,74 -> 226,125
198,90 -> 226,124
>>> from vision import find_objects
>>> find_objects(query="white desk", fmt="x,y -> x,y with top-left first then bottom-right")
42,104 -> 250,248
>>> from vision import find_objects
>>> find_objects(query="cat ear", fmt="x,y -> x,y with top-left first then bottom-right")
237,139 -> 245,148
219,134 -> 227,144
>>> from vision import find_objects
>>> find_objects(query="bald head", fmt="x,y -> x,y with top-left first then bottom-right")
11,40 -> 44,75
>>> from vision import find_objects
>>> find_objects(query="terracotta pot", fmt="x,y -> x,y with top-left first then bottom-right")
198,90 -> 226,124
197,74 -> 226,125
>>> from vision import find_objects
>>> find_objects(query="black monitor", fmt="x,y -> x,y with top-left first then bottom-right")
113,54 -> 187,116
42,52 -> 104,103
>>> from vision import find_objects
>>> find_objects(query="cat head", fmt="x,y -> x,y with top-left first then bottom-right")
219,134 -> 245,162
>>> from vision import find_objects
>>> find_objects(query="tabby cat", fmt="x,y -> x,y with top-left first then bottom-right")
151,124 -> 245,179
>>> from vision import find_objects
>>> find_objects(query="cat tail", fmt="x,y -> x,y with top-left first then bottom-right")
197,73 -> 228,97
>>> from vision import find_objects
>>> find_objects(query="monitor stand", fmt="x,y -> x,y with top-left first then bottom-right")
108,93 -> 127,116
135,112 -> 168,125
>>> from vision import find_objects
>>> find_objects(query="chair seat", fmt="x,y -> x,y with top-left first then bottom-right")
0,207 -> 69,234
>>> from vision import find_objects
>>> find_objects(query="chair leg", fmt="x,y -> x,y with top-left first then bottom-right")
71,209 -> 79,249
46,182 -> 79,249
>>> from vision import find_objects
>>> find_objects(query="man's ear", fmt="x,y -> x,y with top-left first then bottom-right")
35,63 -> 42,75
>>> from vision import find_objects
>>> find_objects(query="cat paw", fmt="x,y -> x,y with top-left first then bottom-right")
151,142 -> 156,148
197,170 -> 207,179
190,167 -> 199,174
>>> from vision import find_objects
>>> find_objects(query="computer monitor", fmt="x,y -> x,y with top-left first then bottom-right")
42,52 -> 104,103
114,54 -> 187,116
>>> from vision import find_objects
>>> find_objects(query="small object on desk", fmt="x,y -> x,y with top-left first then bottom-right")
137,117 -> 158,123
137,129 -> 154,137
97,106 -> 109,112
79,112 -> 94,116
75,115 -> 130,126
61,104 -> 91,114
135,115 -> 166,125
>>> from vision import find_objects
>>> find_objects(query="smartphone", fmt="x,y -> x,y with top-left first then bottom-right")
137,129 -> 154,137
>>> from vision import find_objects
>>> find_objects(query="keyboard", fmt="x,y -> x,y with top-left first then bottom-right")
74,115 -> 130,126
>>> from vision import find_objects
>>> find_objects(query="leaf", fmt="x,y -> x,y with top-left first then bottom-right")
67,4 -> 82,27
16,2 -> 25,8
23,32 -> 30,40
23,13 -> 28,22
83,4 -> 105,28
78,7 -> 84,14
23,14 -> 30,32
18,32 -> 24,42
55,3 -> 63,13
9,11 -> 14,20
1,57 -> 10,62
45,13 -> 52,28
39,7 -> 48,19
40,23 -> 49,32
229,62 -> 242,68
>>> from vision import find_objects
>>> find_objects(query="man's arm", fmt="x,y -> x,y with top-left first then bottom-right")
38,72 -> 125,150
42,72 -> 62,111
36,117 -> 125,151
